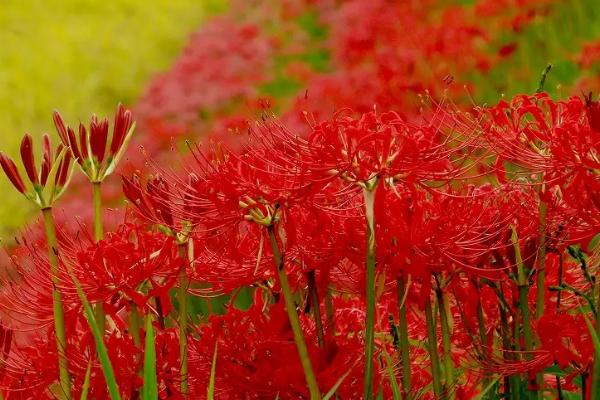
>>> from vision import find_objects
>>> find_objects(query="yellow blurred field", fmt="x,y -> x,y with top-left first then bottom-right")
0,0 -> 222,236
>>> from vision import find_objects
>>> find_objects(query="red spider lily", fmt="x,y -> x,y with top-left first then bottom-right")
59,223 -> 182,315
305,109 -> 476,194
53,104 -> 135,183
0,134 -> 73,209
484,93 -> 600,182
122,172 -> 204,235
188,297 -> 368,399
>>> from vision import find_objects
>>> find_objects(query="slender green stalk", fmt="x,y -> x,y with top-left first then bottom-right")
518,285 -> 537,397
501,308 -> 520,400
476,293 -> 492,400
363,188 -> 377,400
42,207 -> 72,400
92,182 -> 106,333
425,298 -> 442,398
396,277 -> 412,399
533,200 -> 546,400
435,284 -> 455,399
535,201 -> 547,320
325,285 -> 335,335
555,254 -> 564,400
92,182 -> 103,241
267,225 -> 321,400
308,270 -> 325,347
129,303 -> 142,347
511,227 -> 539,399
142,315 -> 157,400
177,243 -> 189,396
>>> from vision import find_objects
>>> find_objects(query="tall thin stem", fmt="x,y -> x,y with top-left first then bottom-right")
511,227 -> 539,399
92,182 -> 106,332
42,207 -> 72,400
555,253 -> 564,400
476,290 -> 491,400
397,277 -> 412,399
267,225 -> 321,400
307,270 -> 325,348
325,285 -> 335,335
177,243 -> 189,397
363,188 -> 377,400
425,297 -> 442,398
129,303 -> 142,347
435,283 -> 455,399
535,201 -> 547,320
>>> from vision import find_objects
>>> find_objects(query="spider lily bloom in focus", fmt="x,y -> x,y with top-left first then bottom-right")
0,134 -> 73,209
53,103 -> 135,184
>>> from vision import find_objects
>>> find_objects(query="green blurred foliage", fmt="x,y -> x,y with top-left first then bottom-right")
0,0 -> 224,237
468,0 -> 600,103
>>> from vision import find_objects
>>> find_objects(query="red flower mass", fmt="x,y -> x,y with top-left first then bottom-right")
1,1 -> 600,399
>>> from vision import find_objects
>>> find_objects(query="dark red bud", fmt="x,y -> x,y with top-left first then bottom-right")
19,134 -> 38,185
110,104 -> 133,155
42,134 -> 53,164
53,111 -> 69,145
90,116 -> 109,163
0,152 -> 26,193
79,123 -> 89,158
56,148 -> 72,188
67,127 -> 82,164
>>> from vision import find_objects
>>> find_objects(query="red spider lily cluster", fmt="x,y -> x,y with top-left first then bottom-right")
1,1 -> 600,399
0,92 -> 599,399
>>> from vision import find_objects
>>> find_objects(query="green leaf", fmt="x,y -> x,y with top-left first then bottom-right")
142,314 -> 158,400
207,341 -> 218,400
382,350 -> 402,400
69,271 -> 121,400
80,360 -> 92,400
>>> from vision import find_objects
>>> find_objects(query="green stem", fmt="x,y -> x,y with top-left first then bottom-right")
92,182 -> 103,241
42,207 -> 72,400
92,182 -> 106,333
363,188 -> 377,400
435,283 -> 455,399
555,253 -> 564,400
535,201 -> 547,320
511,227 -> 539,399
267,225 -> 321,400
425,297 -> 442,398
307,270 -> 325,348
325,285 -> 335,336
177,243 -> 189,396
500,305 -> 520,400
397,277 -> 412,399
476,291 -> 491,399
129,303 -> 142,347
518,285 -> 538,399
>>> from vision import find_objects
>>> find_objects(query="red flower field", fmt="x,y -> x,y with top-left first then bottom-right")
1,1 -> 600,399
